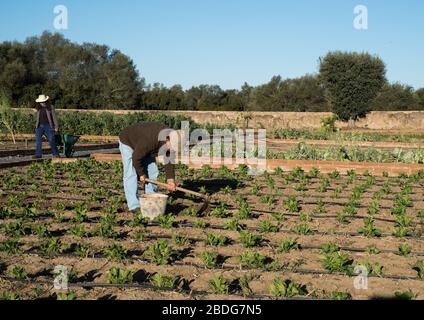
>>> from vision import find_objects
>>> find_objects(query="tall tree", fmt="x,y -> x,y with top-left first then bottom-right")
319,51 -> 386,120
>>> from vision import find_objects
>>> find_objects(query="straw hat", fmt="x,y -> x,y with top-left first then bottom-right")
35,94 -> 50,103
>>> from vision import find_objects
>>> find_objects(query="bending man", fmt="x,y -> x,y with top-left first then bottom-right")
119,121 -> 177,212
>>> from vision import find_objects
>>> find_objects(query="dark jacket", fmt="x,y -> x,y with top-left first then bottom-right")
119,122 -> 175,180
35,105 -> 59,130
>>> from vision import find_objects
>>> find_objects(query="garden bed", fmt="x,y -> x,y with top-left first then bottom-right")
1,159 -> 424,300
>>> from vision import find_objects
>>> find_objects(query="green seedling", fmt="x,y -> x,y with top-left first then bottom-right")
238,251 -> 267,269
269,278 -> 307,298
413,261 -> 424,279
0,239 -> 22,254
394,290 -> 418,300
321,252 -> 353,275
239,231 -> 262,248
331,292 -> 352,300
155,214 -> 176,229
103,243 -> 128,261
107,267 -> 134,284
172,235 -> 189,246
358,217 -> 382,238
199,251 -> 219,268
7,266 -> 28,280
291,223 -> 312,235
204,233 -> 228,247
144,240 -> 172,265
224,219 -> 244,231
39,237 -> 61,257
398,244 -> 412,256
56,292 -> 77,300
208,275 -> 229,294
150,273 -> 179,289
277,238 -> 300,253
283,196 -> 301,213
258,220 -> 279,233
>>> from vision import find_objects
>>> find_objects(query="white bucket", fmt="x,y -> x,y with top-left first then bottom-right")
139,193 -> 168,221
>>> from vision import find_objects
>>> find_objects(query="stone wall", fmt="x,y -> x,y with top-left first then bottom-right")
15,109 -> 424,132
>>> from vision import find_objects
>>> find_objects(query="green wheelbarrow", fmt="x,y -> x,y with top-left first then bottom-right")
54,133 -> 80,158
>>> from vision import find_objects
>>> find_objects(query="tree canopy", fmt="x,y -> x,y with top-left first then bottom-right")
0,32 -> 423,118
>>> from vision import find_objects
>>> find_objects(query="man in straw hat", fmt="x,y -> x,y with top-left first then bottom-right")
33,94 -> 61,159
119,122 -> 178,213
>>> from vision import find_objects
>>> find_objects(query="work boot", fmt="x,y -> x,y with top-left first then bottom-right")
32,155 -> 42,159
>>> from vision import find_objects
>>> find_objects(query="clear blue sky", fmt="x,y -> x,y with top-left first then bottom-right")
0,0 -> 423,90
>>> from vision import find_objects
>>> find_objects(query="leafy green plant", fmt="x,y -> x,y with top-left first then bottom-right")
320,243 -> 340,254
0,239 -> 22,254
258,220 -> 279,233
260,195 -> 276,208
4,220 -> 27,237
331,292 -> 352,300
129,213 -> 149,227
398,244 -> 412,256
103,243 -> 128,261
155,214 -> 176,229
32,223 -> 51,238
224,219 -> 244,231
239,274 -> 257,295
238,251 -> 267,269
283,196 -> 301,213
299,212 -> 312,222
413,261 -> 424,279
0,291 -> 21,300
365,246 -> 381,255
150,273 -> 179,289
209,203 -> 229,218
107,267 -> 134,284
7,266 -> 28,280
269,278 -> 307,298
74,243 -> 91,258
199,251 -> 219,268
208,275 -> 229,294
172,235 -> 189,246
204,233 -> 228,247
313,201 -> 327,214
291,223 -> 312,235
356,260 -> 383,277
239,231 -> 262,248
358,217 -> 382,238
69,224 -> 87,237
394,290 -> 417,300
321,252 -> 353,275
144,240 -> 172,265
57,292 -> 77,300
367,201 -> 380,215
277,238 -> 300,253
72,207 -> 88,224
39,237 -> 61,257
236,201 -> 253,219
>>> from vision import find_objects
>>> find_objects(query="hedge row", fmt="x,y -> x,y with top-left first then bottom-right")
0,110 -> 234,136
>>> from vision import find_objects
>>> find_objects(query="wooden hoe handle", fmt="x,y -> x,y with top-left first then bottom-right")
144,178 -> 209,200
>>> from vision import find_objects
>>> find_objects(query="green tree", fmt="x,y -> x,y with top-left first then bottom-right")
372,83 -> 420,111
319,51 -> 386,120
416,88 -> 424,110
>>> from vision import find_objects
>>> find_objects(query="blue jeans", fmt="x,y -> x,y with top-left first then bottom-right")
119,141 -> 159,211
35,125 -> 60,157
